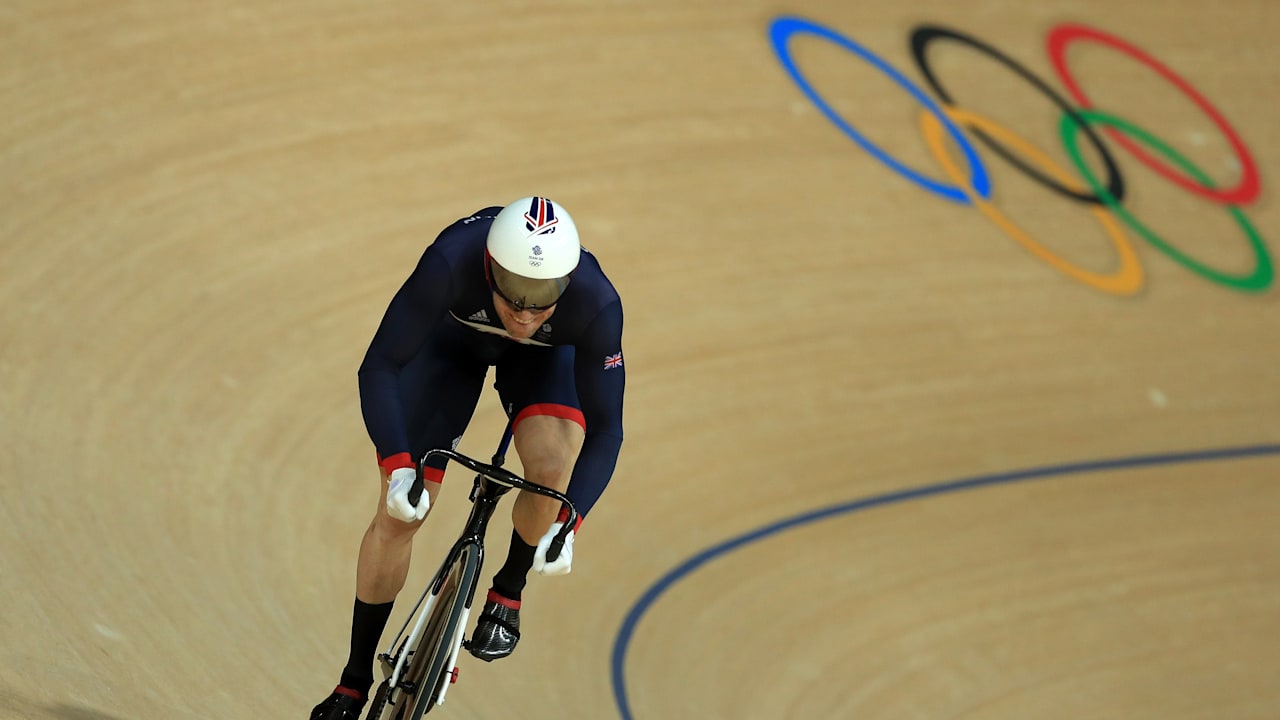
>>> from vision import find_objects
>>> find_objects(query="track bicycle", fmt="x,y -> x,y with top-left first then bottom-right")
364,427 -> 578,719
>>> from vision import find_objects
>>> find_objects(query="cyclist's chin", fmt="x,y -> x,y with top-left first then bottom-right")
500,318 -> 539,339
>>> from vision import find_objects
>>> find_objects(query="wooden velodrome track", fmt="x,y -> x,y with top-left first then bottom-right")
2,1 -> 1278,718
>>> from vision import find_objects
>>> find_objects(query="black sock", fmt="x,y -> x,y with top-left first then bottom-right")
491,530 -> 537,600
340,598 -> 394,697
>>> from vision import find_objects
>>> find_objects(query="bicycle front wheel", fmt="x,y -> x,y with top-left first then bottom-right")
402,543 -> 481,719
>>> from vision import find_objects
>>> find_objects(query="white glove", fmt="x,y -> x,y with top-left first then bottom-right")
533,521 -> 575,576
386,467 -> 429,523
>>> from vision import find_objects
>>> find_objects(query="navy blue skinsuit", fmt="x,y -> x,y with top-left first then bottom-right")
357,206 -> 625,518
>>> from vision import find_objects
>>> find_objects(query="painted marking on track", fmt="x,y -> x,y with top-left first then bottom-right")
610,443 -> 1280,720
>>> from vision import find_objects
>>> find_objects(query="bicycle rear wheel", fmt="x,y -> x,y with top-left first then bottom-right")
402,543 -> 480,719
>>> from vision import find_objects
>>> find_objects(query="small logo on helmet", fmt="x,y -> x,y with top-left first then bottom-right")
523,197 -> 560,236
532,246 -> 543,256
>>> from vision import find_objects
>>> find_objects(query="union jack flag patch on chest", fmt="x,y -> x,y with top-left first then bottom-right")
603,352 -> 623,370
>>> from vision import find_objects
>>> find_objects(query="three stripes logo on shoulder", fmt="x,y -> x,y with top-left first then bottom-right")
768,17 -> 1273,295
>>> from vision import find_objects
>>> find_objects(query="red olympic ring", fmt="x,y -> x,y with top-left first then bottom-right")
1047,23 -> 1261,205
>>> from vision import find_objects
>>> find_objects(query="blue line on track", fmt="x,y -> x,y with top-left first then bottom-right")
610,443 -> 1280,719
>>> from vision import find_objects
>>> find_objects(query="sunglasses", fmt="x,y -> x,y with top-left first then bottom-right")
487,256 -> 571,312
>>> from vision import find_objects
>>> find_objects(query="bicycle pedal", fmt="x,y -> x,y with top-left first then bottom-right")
450,667 -> 460,685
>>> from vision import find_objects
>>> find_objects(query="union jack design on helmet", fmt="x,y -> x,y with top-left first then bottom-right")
523,197 -> 560,236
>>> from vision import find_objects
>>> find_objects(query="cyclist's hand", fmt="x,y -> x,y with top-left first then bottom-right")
533,521 -> 574,576
386,467 -> 429,523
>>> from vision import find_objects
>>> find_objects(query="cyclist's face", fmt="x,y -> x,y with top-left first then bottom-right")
492,291 -> 556,339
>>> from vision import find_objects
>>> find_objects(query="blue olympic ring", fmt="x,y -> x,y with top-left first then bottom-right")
768,16 -> 992,204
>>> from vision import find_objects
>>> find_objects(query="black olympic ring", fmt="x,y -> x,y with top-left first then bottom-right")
909,25 -> 1128,206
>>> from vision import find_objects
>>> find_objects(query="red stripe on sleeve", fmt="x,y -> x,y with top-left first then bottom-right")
378,452 -> 414,473
556,505 -> 585,532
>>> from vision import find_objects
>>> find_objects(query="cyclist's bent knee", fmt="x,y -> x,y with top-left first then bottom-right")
512,415 -> 583,490
371,506 -> 428,538
374,469 -> 442,536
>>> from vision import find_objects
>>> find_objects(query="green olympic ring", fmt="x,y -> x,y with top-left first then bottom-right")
1061,109 -> 1273,292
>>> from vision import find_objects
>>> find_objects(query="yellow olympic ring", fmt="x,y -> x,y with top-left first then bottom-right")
918,106 -> 1144,296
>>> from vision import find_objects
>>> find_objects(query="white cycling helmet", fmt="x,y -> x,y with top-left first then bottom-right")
485,196 -> 581,311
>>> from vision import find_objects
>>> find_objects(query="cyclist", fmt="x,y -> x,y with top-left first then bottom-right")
310,197 -> 626,719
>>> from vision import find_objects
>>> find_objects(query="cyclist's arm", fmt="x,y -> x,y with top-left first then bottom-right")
565,299 -> 626,518
357,247 -> 456,470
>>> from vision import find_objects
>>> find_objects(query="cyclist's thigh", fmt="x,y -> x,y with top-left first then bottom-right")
397,322 -> 489,480
494,344 -> 585,433
494,345 -> 585,489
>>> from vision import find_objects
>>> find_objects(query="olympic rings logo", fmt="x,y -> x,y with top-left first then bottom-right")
768,17 -> 1273,295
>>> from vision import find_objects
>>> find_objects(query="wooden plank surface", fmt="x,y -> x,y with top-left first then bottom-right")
2,2 -> 1277,718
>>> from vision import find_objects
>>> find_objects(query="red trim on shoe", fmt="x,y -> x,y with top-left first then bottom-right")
486,589 -> 521,610
377,452 -> 414,473
512,403 -> 586,432
556,505 -> 585,532
333,685 -> 365,701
